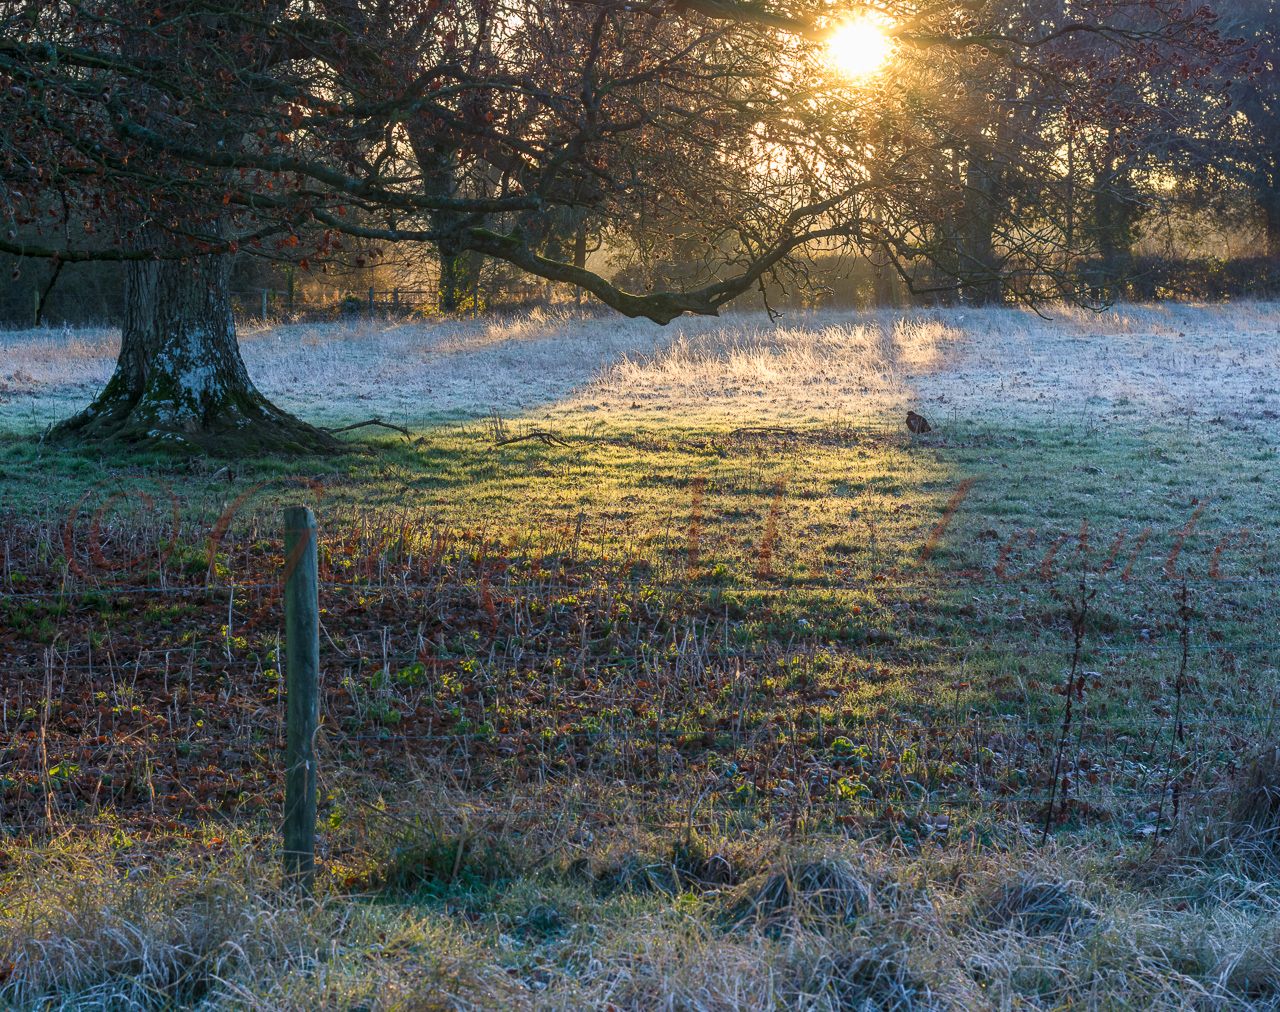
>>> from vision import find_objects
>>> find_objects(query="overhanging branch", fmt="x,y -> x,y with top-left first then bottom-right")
462,224 -> 842,324
110,111 -> 542,215
0,239 -> 228,262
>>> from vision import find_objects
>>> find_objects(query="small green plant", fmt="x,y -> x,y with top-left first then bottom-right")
368,701 -> 401,725
394,661 -> 428,686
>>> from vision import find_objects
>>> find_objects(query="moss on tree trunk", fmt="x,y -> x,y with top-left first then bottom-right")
55,253 -> 335,455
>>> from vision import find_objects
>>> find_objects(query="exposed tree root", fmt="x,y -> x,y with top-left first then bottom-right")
53,388 -> 338,456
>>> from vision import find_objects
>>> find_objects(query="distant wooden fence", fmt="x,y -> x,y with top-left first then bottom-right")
235,287 -> 439,320
237,282 -> 551,321
0,284 -> 559,327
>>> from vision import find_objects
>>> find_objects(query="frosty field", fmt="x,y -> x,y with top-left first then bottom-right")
4,301 -> 1280,433
3,303 -> 1280,1012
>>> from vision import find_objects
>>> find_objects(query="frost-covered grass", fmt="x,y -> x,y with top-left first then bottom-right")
3,301 -> 1279,626
568,300 -> 1280,428
2,308 -> 689,430
5,301 -> 1280,432
4,783 -> 1280,1012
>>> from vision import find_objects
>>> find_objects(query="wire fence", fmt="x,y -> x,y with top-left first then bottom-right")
0,709 -> 1268,841
2,479 -> 1278,843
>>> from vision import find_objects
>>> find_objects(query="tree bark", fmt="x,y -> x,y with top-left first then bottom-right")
872,259 -> 897,308
438,244 -> 468,312
1262,178 -> 1280,259
958,150 -> 1001,305
404,126 -> 472,313
1090,148 -> 1140,296
55,253 -> 334,454
573,220 -> 588,307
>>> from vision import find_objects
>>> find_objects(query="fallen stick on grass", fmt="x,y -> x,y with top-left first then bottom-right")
493,431 -> 572,447
322,417 -> 412,437
729,426 -> 800,437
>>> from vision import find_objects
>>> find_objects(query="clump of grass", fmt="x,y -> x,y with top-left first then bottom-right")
591,829 -> 757,897
0,832 -> 518,1012
730,858 -> 874,929
790,944 -> 935,1012
375,831 -> 525,892
0,836 -> 311,1010
973,874 -> 1094,935
585,919 -> 945,1012
592,853 -> 683,896
1232,743 -> 1280,839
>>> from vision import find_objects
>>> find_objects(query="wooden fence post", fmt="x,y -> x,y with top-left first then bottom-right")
283,505 -> 319,892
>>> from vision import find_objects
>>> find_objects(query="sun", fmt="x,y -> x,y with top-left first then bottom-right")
825,20 -> 891,78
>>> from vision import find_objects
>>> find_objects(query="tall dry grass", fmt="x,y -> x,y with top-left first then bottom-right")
578,314 -> 960,422
5,775 -> 1280,1011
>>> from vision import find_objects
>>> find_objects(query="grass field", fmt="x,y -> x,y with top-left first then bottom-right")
2,302 -> 1280,1010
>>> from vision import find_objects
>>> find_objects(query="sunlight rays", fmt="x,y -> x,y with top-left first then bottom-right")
826,20 -> 891,78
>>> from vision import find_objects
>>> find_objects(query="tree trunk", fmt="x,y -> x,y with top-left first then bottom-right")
574,221 -> 588,307
1262,178 -> 1280,258
958,151 -> 1001,305
55,253 -> 334,454
404,126 -> 471,313
439,244 -> 466,312
872,259 -> 897,308
1090,149 -> 1139,297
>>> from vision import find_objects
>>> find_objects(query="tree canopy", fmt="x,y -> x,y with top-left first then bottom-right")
0,0 -> 1238,322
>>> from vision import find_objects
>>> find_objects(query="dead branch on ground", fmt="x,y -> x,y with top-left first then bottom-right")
493,431 -> 572,447
730,426 -> 800,438
323,418 -> 412,437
